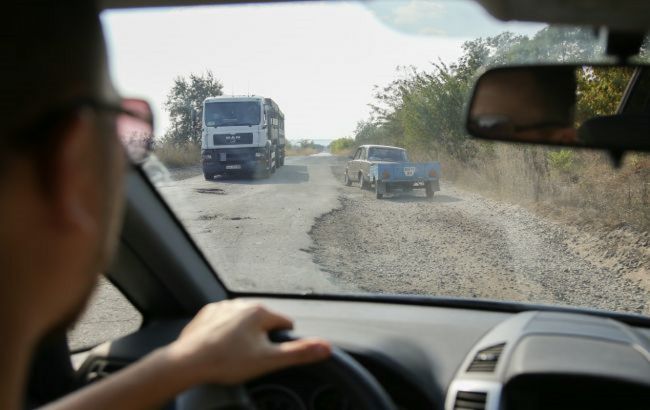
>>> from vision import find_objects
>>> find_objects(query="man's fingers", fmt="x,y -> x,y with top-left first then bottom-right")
254,307 -> 294,331
266,339 -> 331,370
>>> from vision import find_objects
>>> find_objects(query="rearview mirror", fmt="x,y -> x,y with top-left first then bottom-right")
466,65 -> 650,152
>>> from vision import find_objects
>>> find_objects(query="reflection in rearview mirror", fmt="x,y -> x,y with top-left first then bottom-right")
466,65 -> 650,152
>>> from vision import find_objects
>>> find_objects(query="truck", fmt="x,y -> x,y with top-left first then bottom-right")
344,145 -> 441,199
201,96 -> 285,179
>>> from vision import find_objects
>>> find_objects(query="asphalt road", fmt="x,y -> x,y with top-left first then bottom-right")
155,154 -> 351,293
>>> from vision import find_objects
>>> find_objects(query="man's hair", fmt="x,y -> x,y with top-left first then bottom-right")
0,0 -> 105,170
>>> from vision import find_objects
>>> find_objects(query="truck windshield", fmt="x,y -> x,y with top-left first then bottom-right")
205,101 -> 261,127
368,148 -> 407,161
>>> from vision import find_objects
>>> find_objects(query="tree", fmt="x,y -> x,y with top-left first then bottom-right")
353,26 -> 604,163
576,66 -> 634,123
164,71 -> 223,146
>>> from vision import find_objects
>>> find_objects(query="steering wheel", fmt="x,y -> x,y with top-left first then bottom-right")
176,331 -> 397,410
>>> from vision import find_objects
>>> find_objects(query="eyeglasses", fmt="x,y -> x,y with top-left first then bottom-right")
83,98 -> 155,163
112,98 -> 155,163
15,97 -> 155,163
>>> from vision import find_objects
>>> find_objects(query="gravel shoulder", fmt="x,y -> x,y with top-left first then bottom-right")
310,166 -> 649,315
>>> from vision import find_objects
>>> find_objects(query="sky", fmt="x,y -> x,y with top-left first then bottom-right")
101,0 -> 543,143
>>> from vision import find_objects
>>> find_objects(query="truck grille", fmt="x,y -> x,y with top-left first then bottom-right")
213,133 -> 253,145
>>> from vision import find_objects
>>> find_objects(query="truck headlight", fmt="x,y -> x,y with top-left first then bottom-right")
202,154 -> 212,160
255,152 -> 264,158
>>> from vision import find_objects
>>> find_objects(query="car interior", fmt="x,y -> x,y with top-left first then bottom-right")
25,1 -> 650,409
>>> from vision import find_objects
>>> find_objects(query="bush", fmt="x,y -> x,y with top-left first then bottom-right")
548,149 -> 575,173
329,137 -> 355,155
154,141 -> 201,168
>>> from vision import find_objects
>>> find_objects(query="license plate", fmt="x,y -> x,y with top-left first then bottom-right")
219,153 -> 227,161
226,164 -> 242,170
404,167 -> 415,176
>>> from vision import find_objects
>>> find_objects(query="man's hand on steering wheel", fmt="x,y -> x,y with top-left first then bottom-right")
168,300 -> 332,386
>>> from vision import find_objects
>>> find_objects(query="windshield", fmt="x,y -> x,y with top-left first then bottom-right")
368,148 -> 407,162
103,0 -> 649,317
205,101 -> 261,127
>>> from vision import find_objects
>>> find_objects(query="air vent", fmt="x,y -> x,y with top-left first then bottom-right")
453,391 -> 487,410
467,343 -> 505,372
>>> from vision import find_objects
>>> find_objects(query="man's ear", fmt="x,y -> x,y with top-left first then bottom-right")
49,109 -> 100,235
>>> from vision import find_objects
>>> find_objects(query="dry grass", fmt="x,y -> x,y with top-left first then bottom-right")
154,142 -> 201,168
437,144 -> 649,232
330,147 -> 355,158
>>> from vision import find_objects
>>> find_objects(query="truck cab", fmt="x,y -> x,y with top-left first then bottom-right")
201,96 -> 285,179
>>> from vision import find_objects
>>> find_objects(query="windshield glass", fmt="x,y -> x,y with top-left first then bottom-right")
368,148 -> 407,161
102,0 -> 649,317
205,101 -> 261,127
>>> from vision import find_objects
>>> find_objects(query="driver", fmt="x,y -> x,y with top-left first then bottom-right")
0,2 -> 330,409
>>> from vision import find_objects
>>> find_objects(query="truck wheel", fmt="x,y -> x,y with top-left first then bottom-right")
425,181 -> 435,198
376,182 -> 384,199
276,150 -> 284,167
344,171 -> 352,186
204,172 -> 214,181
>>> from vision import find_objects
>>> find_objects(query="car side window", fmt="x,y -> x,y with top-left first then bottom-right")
353,148 -> 361,160
67,277 -> 142,350
361,147 -> 367,160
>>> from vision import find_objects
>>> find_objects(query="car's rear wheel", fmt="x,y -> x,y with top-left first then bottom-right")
376,181 -> 384,199
425,181 -> 434,198
344,171 -> 352,186
359,173 -> 368,190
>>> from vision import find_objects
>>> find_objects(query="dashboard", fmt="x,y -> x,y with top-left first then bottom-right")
78,298 -> 650,409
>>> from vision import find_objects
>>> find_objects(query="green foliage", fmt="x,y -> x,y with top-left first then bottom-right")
548,149 -> 575,173
576,67 -> 634,123
329,137 -> 355,154
164,70 -> 223,146
352,27 -> 606,164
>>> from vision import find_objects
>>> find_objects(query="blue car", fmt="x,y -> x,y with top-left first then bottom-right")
345,145 -> 441,199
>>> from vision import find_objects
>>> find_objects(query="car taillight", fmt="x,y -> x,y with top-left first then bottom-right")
429,169 -> 437,177
382,171 -> 390,179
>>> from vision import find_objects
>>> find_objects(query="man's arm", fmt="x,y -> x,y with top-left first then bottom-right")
42,301 -> 330,410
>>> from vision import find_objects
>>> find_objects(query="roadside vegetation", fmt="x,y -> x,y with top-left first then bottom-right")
351,27 -> 649,232
153,71 -> 223,168
285,139 -> 326,156
329,137 -> 355,156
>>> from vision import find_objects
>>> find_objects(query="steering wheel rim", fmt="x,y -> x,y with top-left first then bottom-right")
176,331 -> 397,410
269,330 -> 397,410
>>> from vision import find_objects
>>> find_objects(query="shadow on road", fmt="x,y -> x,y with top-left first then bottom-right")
210,164 -> 310,185
383,192 -> 463,203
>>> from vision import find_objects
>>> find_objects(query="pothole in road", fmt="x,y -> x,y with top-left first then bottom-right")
230,216 -> 254,220
195,188 -> 226,195
198,213 -> 223,221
